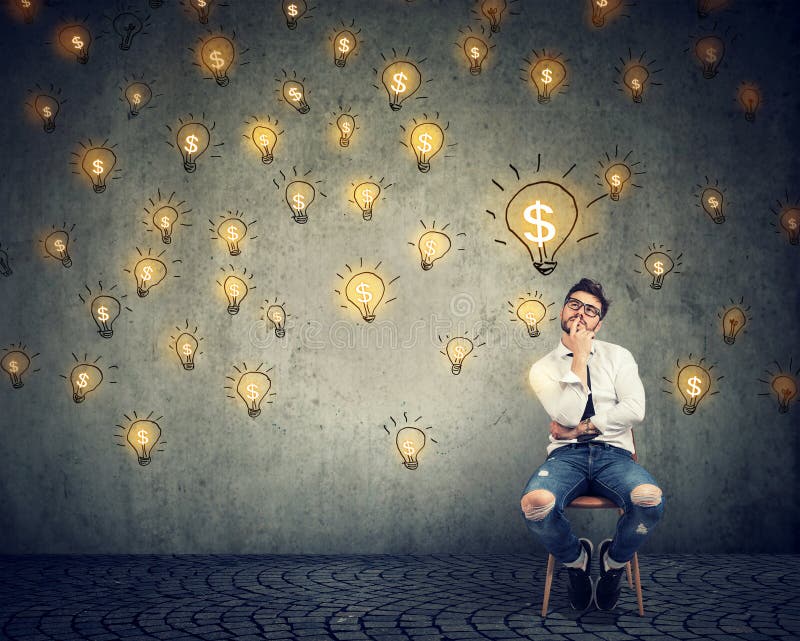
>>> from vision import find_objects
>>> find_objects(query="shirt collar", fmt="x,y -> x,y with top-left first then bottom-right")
557,339 -> 596,358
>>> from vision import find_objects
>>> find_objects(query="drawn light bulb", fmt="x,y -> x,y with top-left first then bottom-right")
623,65 -> 649,103
418,230 -> 451,270
396,426 -> 426,470
44,230 -> 72,268
201,36 -> 234,87
738,85 -> 760,123
218,218 -> 247,255
481,0 -> 507,32
283,80 -> 310,113
0,249 -> 12,276
34,95 -> 59,132
591,0 -> 623,27
134,257 -> 167,297
267,305 -> 286,337
58,24 -> 91,64
644,252 -> 674,289
126,419 -> 161,465
677,364 -> 710,415
334,30 -> 356,67
464,36 -> 488,75
152,206 -> 178,244
1,351 -> 30,388
251,126 -> 278,164
237,371 -> 271,418
517,299 -> 547,337
113,12 -> 142,50
354,182 -> 380,221
605,163 -> 631,201
81,147 -> 116,194
505,181 -> 578,276
125,82 -> 152,117
92,295 -> 120,338
177,122 -> 210,173
17,0 -> 35,23
286,180 -> 315,224
345,272 -> 385,323
176,332 -> 198,370
701,188 -> 725,223
779,208 -> 800,245
694,36 -> 724,79
381,61 -> 422,111
224,275 -> 248,315
531,59 -> 566,104
336,114 -> 355,147
771,375 -> 797,414
446,337 -> 473,375
189,0 -> 213,24
410,122 -> 444,173
721,307 -> 746,345
70,363 -> 102,403
282,0 -> 307,29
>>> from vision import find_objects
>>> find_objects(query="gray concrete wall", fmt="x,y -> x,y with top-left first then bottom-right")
0,0 -> 798,554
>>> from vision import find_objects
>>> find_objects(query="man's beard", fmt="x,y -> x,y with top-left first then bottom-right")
561,315 -> 587,333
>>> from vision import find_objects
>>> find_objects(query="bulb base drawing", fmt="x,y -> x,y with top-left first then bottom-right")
227,305 -> 240,315
73,393 -> 85,404
417,161 -> 430,173
182,362 -> 194,371
137,288 -> 149,297
275,328 -> 285,338
712,215 -> 725,224
248,407 -> 261,418
702,70 -> 717,80
389,102 -> 402,112
362,209 -> 373,221
403,461 -> 418,470
421,260 -> 433,271
339,137 -> 350,147
533,261 -> 556,276
363,314 -> 375,323
11,380 -> 23,389
286,20 -> 298,30
451,363 -> 462,375
470,66 -> 481,76
682,403 -> 697,415
293,214 -> 308,224
137,456 -> 151,466
99,328 -> 113,339
149,0 -> 163,7
61,257 -> 72,268
183,161 -> 196,173
527,327 -> 540,338
93,184 -> 106,194
537,95 -> 551,104
335,58 -> 346,68
44,121 -> 55,133
745,112 -> 755,123
261,153 -> 274,164
610,192 -> 620,201
215,75 -> 230,87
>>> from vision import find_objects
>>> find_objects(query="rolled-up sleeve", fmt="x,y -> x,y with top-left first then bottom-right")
589,348 -> 645,437
529,358 -> 589,428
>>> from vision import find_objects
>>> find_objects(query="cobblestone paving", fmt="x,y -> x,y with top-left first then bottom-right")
1,555 -> 798,640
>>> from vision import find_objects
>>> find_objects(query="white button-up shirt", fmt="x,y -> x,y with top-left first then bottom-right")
528,338 -> 645,455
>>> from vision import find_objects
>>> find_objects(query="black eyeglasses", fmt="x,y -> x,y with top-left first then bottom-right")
564,297 -> 601,318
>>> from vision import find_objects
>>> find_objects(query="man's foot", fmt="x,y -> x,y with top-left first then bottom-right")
595,538 -> 626,611
565,538 -> 593,611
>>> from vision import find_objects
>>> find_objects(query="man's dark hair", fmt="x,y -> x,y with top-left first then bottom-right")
565,278 -> 611,319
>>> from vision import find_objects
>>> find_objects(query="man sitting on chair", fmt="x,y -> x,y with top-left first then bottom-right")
520,278 -> 664,611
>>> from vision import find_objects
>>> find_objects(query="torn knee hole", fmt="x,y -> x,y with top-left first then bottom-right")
521,490 -> 555,521
631,484 -> 662,507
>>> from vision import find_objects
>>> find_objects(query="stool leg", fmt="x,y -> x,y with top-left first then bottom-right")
625,561 -> 633,588
632,552 -> 644,616
541,553 -> 555,617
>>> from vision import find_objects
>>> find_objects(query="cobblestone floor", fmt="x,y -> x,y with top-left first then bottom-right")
1,554 -> 798,641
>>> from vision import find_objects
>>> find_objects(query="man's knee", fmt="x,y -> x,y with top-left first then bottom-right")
630,483 -> 662,508
521,489 -> 556,521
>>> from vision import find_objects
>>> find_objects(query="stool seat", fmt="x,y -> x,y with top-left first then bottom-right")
566,495 -> 618,509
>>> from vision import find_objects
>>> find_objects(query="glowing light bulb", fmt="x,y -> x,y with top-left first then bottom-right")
237,371 -> 271,418
463,36 -> 488,75
591,0 -> 623,27
771,375 -> 797,414
531,59 -> 566,104
44,230 -> 72,268
334,30 -> 356,67
286,180 -> 315,224
779,208 -> 800,245
381,61 -> 422,111
283,80 -> 310,113
417,230 -> 451,270
189,0 -> 213,24
224,275 -> 248,315
267,305 -> 286,337
345,271 -> 385,322
251,126 -> 278,164
153,206 -> 178,244
218,218 -> 247,255
480,0 -> 507,32
336,114 -> 355,147
282,0 -> 307,29
126,419 -> 161,465
694,36 -> 724,79
134,257 -> 167,297
34,94 -> 59,132
1,351 -> 30,388
505,181 -> 578,276
701,188 -> 725,223
644,252 -> 674,289
446,337 -> 473,375
677,364 -> 710,415
125,82 -> 152,117
354,182 -> 380,221
70,363 -> 102,403
177,122 -> 210,173
81,147 -> 116,194
92,295 -> 120,338
113,12 -> 142,50
517,299 -> 547,337
721,307 -> 746,345
623,65 -> 649,103
396,426 -> 426,470
738,85 -> 760,123
176,332 -> 199,370
604,163 -> 631,201
410,122 -> 444,173
201,36 -> 234,87
0,249 -> 12,276
58,24 -> 91,64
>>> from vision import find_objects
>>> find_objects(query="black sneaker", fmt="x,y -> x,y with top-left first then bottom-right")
595,538 -> 626,611
565,538 -> 593,611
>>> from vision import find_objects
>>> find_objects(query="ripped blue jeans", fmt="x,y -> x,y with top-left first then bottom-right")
520,442 -> 664,565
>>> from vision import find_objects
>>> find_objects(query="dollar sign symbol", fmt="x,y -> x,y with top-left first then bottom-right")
706,47 -> 717,63
542,68 -> 553,84
391,71 -> 408,94
137,429 -> 149,445
424,239 -> 436,259
272,311 -> 282,322
72,35 -> 84,49
9,361 -> 18,373
708,196 -> 719,209
293,193 -> 306,210
789,219 -> 798,230
247,383 -> 259,401
454,346 -> 466,360
97,306 -> 109,322
92,159 -> 104,175
632,78 -> 641,90
526,312 -> 536,323
597,0 -> 608,6
355,282 -> 372,305
341,122 -> 351,134
417,132 -> 433,155
160,216 -> 170,229
22,0 -> 31,7
470,46 -> 480,59
182,343 -> 192,356
687,375 -> 702,398
227,225 -> 239,241
259,134 -> 268,146
42,106 -> 52,117
339,37 -> 350,54
133,93 -> 141,105
184,134 -> 199,154
54,239 -> 65,252
77,372 -> 89,389
229,282 -> 240,298
141,265 -> 153,282
522,200 -> 556,247
209,50 -> 224,70
362,189 -> 373,206
611,174 -> 621,187
402,440 -> 415,456
288,87 -> 302,101
287,3 -> 298,16
198,0 -> 207,6
654,261 -> 664,275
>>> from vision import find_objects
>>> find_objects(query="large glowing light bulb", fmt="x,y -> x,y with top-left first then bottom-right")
381,61 -> 422,111
463,36 -> 488,75
345,271 -> 385,323
531,58 -> 566,104
605,163 -> 631,201
677,364 -> 710,415
779,208 -> 800,245
694,36 -> 724,79
218,218 -> 247,255
127,419 -> 161,465
224,275 -> 248,315
58,24 -> 91,64
125,82 -> 152,117
480,0 -> 507,32
283,80 -> 310,113
34,94 -> 59,132
201,36 -> 234,86
644,252 -> 674,289
771,375 -> 797,414
334,30 -> 356,67
354,182 -> 380,221
176,332 -> 199,370
286,180 -> 315,224
81,147 -> 116,194
237,371 -> 271,418
396,426 -> 426,470
44,230 -> 72,268
721,307 -> 746,345
177,122 -> 209,173
251,126 -> 278,164
623,65 -> 649,103
701,188 -> 725,223
134,257 -> 167,297
410,122 -> 444,173
153,206 -> 178,244
418,231 -> 451,270
517,299 -> 547,337
1,351 -> 30,388
446,337 -> 473,375
70,363 -> 102,403
282,0 -> 307,29
336,114 -> 355,147
267,305 -> 286,337
92,295 -> 120,338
